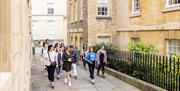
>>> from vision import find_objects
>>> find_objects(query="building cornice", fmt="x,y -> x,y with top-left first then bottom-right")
32,14 -> 67,17
117,22 -> 180,32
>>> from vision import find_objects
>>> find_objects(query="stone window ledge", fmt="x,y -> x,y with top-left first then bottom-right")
129,13 -> 141,18
162,6 -> 180,13
96,16 -> 112,19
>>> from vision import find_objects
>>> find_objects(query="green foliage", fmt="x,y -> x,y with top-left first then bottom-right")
91,43 -> 119,56
128,42 -> 158,54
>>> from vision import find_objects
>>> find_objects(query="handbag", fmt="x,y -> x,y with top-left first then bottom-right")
47,51 -> 56,66
95,62 -> 99,69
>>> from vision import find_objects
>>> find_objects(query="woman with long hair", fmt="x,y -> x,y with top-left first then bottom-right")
62,46 -> 72,86
96,45 -> 107,78
85,47 -> 96,84
81,45 -> 88,70
45,44 -> 58,89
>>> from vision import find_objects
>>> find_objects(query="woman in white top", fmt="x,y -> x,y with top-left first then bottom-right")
45,44 -> 58,89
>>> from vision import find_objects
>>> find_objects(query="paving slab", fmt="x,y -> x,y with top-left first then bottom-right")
31,57 -> 141,91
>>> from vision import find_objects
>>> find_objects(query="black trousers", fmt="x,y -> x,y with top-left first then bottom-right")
88,61 -> 95,79
83,59 -> 87,68
97,62 -> 105,74
47,65 -> 56,82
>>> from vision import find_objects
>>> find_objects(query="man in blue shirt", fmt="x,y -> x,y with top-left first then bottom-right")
85,47 -> 96,84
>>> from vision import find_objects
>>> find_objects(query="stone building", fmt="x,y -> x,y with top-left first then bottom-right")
0,0 -> 32,91
67,0 -> 180,56
31,0 -> 67,45
120,0 -> 180,56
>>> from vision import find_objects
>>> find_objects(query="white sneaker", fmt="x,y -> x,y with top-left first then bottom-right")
64,78 -> 67,83
91,79 -> 95,85
92,79 -> 95,83
57,75 -> 60,79
68,81 -> 72,86
44,71 -> 48,76
51,82 -> 55,88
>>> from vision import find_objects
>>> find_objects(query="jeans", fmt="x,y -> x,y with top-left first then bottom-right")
47,65 -> 56,82
72,63 -> 77,76
56,65 -> 61,76
88,61 -> 95,79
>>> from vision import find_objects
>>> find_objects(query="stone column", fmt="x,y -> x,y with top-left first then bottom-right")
0,0 -> 11,72
77,36 -> 80,49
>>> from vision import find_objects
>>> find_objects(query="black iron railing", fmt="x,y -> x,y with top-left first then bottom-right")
107,51 -> 180,91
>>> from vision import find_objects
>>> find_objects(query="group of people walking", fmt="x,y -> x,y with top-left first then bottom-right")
40,39 -> 107,89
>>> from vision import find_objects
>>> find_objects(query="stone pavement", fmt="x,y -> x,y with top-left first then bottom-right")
30,56 -> 141,91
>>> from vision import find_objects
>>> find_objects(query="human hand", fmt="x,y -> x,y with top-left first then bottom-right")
68,58 -> 72,62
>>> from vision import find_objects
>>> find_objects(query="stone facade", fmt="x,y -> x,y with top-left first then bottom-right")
31,0 -> 67,45
68,0 -> 180,55
0,0 -> 31,91
67,0 -> 130,48
120,0 -> 180,55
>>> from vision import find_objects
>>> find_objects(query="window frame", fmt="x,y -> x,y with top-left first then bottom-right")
98,36 -> 110,44
132,0 -> 140,14
47,20 -> 56,39
167,40 -> 180,57
131,37 -> 140,43
166,0 -> 180,8
75,0 -> 78,21
47,3 -> 54,15
32,21 -> 39,35
80,0 -> 84,20
97,0 -> 109,16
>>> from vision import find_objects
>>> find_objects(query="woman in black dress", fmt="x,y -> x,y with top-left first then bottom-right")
62,46 -> 72,86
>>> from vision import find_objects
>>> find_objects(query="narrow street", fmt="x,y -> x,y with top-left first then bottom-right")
30,56 -> 141,91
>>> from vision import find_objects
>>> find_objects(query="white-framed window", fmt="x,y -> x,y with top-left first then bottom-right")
167,40 -> 180,57
32,21 -> 39,35
75,0 -> 78,21
132,0 -> 140,14
47,20 -> 55,39
98,36 -> 110,44
97,0 -> 109,16
166,0 -> 180,8
80,0 -> 84,20
70,2 -> 74,23
47,3 -> 54,15
131,37 -> 140,43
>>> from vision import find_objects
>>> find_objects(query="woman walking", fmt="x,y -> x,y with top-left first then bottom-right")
56,47 -> 63,79
62,46 -> 72,86
45,44 -> 58,88
96,45 -> 107,78
40,42 -> 48,76
81,45 -> 88,70
85,47 -> 96,84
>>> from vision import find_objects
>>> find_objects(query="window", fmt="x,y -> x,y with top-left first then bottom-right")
167,40 -> 180,57
166,0 -> 180,7
71,37 -> 73,43
32,21 -> 39,35
75,0 -> 78,21
132,0 -> 140,14
98,36 -> 110,44
70,2 -> 74,23
80,0 -> 84,20
131,38 -> 140,43
47,3 -> 54,15
47,21 -> 55,39
97,0 -> 109,16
